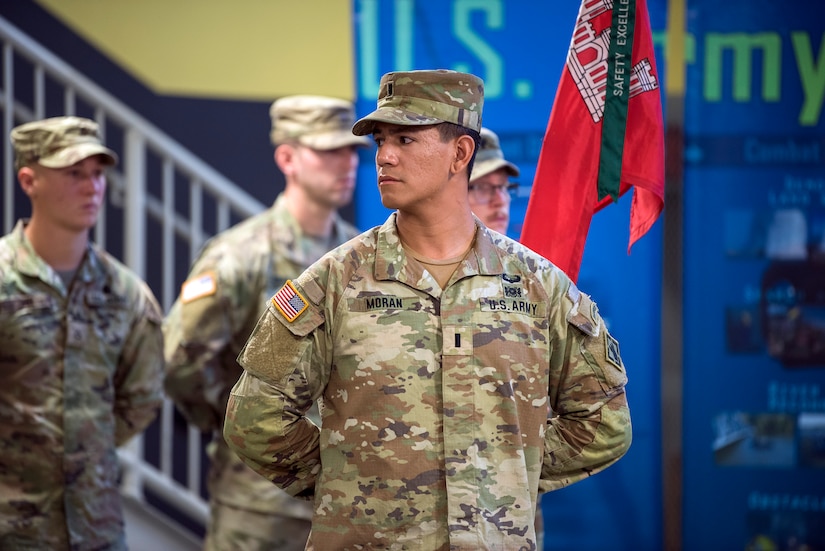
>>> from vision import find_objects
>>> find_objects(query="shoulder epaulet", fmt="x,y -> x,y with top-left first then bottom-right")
565,282 -> 601,338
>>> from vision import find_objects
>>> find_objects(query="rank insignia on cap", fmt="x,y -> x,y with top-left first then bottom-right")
180,272 -> 217,304
272,280 -> 308,322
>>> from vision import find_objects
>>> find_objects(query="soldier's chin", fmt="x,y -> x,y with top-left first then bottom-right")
377,189 -> 398,210
332,190 -> 355,207
485,218 -> 508,234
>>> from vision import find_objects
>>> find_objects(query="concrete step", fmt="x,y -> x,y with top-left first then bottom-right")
123,494 -> 204,551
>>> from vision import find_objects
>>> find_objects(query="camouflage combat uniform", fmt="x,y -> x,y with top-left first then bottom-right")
0,220 -> 164,551
164,194 -> 360,549
225,213 -> 632,551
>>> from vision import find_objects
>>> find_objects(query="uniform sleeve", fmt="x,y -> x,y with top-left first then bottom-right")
163,267 -> 237,432
540,283 -> 632,492
224,279 -> 328,499
113,282 -> 165,446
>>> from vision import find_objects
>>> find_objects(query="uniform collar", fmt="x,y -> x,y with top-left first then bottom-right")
9,219 -> 100,292
373,213 -> 506,286
271,193 -> 356,266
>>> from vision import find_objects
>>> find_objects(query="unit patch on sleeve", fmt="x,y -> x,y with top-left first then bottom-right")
180,272 -> 217,304
272,280 -> 309,322
606,333 -> 623,369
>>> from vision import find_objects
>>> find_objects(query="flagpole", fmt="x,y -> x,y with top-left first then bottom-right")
662,0 -> 686,549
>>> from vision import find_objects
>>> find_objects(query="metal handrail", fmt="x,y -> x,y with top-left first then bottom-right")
0,14 -> 266,535
0,15 -> 263,222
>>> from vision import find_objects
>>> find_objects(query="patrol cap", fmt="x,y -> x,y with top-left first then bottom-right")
352,69 -> 484,136
471,127 -> 520,182
11,116 -> 118,171
270,95 -> 370,150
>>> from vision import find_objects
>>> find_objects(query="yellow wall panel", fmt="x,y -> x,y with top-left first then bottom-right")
35,0 -> 356,100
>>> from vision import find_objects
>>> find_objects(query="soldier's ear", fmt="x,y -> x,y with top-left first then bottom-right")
274,143 -> 297,175
451,134 -> 475,176
18,166 -> 36,198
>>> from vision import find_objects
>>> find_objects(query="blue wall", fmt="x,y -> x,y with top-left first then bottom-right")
682,1 -> 825,549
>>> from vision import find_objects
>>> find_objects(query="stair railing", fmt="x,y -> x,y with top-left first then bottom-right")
0,14 -> 266,534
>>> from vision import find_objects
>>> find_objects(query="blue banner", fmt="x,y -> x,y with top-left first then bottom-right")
683,1 -> 825,549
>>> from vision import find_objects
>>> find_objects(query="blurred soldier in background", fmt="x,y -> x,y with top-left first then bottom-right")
164,96 -> 369,550
0,116 -> 164,550
468,126 -> 520,235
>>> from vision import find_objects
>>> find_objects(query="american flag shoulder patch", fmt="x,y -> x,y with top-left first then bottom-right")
272,280 -> 308,322
180,272 -> 217,304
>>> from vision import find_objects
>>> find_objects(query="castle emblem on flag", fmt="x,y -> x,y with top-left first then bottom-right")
569,0 -> 659,123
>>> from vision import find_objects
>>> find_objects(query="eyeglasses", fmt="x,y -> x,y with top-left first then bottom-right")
468,182 -> 519,204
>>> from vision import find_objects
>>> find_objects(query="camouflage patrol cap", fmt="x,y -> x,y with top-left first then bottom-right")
470,127 -> 520,182
270,95 -> 370,150
11,116 -> 118,171
352,69 -> 484,136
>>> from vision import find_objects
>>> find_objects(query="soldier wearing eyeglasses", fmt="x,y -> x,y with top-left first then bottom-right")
468,127 -> 520,235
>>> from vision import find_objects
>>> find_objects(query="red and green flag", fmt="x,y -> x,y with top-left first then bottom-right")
520,0 -> 665,282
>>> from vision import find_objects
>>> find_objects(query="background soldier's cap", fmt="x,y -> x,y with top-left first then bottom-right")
471,127 -> 520,182
11,116 -> 118,170
270,95 -> 370,150
352,69 -> 484,136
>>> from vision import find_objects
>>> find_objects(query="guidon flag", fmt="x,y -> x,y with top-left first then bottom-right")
520,0 -> 665,282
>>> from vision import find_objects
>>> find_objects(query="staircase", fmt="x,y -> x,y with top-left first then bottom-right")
0,14 -> 267,548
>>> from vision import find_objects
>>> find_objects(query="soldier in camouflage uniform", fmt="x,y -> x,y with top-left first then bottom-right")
468,127 -> 521,235
224,70 -> 632,550
0,116 -> 164,550
164,96 -> 369,551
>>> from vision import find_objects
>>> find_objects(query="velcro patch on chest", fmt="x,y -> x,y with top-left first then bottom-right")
272,280 -> 309,322
480,298 -> 546,317
180,272 -> 217,304
348,294 -> 415,312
